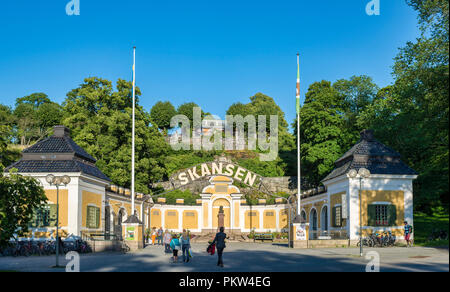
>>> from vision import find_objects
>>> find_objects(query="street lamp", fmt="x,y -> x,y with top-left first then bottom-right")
46,174 -> 71,267
347,168 -> 370,257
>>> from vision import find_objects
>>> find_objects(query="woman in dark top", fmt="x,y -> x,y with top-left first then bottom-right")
212,227 -> 227,267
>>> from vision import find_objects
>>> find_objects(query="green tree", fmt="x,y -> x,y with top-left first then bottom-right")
13,102 -> 38,146
248,92 -> 289,133
0,172 -> 47,247
150,101 -> 177,132
0,105 -> 13,170
177,102 -> 203,124
359,0 -> 449,212
13,93 -> 63,146
62,77 -> 169,193
296,81 -> 347,186
333,75 -> 379,149
226,102 -> 253,117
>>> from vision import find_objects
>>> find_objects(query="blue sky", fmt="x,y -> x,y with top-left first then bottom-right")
0,0 -> 420,130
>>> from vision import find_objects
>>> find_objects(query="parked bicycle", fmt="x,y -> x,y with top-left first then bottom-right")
0,238 -> 92,257
357,231 -> 396,248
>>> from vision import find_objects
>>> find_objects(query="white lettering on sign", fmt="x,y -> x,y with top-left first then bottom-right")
173,163 -> 260,187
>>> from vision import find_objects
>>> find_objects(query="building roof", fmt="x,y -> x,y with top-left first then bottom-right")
22,126 -> 96,163
4,125 -> 111,182
122,214 -> 142,224
322,129 -> 417,182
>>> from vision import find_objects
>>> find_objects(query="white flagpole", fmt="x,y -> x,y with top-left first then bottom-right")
296,53 -> 301,216
131,46 -> 136,217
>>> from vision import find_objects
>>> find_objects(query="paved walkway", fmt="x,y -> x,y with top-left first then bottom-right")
0,243 -> 448,272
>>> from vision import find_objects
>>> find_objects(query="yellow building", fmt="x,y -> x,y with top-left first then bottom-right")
4,127 -> 417,244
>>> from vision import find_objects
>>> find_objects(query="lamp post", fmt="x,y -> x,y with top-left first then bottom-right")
46,174 -> 71,267
347,168 -> 370,257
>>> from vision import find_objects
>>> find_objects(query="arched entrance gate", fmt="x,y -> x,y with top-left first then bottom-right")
148,159 -> 297,238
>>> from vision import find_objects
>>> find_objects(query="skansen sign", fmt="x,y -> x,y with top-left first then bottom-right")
173,161 -> 262,187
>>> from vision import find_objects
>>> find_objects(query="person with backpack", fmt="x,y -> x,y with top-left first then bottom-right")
180,229 -> 191,263
211,226 -> 227,267
404,221 -> 413,247
163,230 -> 172,253
170,234 -> 181,263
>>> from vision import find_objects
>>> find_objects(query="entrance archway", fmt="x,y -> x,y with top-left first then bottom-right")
212,198 -> 230,229
114,208 -> 125,239
309,208 -> 318,240
105,206 -> 111,239
320,205 -> 328,234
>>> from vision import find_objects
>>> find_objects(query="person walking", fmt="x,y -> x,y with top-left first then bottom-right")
151,227 -> 157,245
180,229 -> 191,263
170,234 -> 181,263
157,227 -> 163,245
163,230 -> 172,253
211,226 -> 227,267
404,221 -> 413,247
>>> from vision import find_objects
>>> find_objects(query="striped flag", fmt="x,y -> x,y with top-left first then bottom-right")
296,53 -> 300,114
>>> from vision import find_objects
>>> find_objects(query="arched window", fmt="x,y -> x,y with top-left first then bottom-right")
321,206 -> 328,232
301,210 -> 307,223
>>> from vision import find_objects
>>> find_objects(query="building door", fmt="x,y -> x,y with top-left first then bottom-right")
105,206 -> 111,239
321,206 -> 328,235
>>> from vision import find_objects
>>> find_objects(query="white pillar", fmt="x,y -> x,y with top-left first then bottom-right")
66,177 -> 79,236
208,201 -> 213,230
404,180 -> 414,237
348,178 -> 360,240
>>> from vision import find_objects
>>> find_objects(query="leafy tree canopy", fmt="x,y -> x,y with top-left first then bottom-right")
0,172 -> 47,247
62,77 -> 169,193
150,101 -> 177,131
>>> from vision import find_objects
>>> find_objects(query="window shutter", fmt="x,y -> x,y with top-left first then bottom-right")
49,204 -> 57,227
367,204 -> 376,226
87,206 -> 94,228
387,205 -> 397,226
86,206 -> 91,228
96,207 -> 100,228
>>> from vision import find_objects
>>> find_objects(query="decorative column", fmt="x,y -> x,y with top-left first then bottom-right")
201,193 -> 212,233
230,193 -> 243,233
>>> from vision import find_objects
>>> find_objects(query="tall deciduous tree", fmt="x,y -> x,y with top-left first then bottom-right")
296,81 -> 347,186
13,93 -> 63,146
62,77 -> 169,193
333,75 -> 379,150
150,101 -> 177,132
359,0 -> 449,212
177,102 -> 203,124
